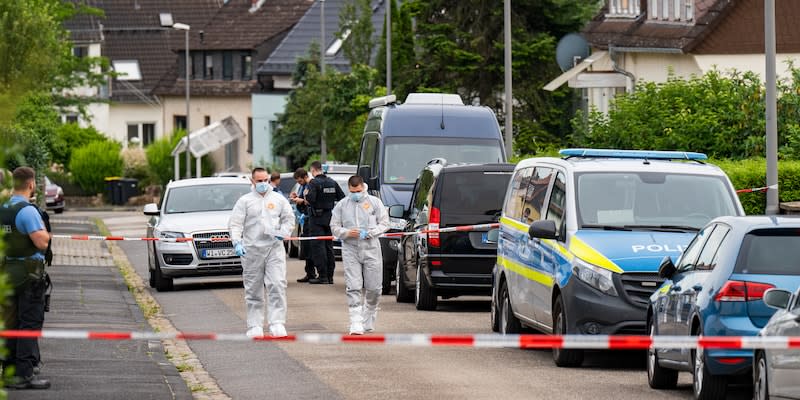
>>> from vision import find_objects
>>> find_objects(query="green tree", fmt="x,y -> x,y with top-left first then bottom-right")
146,130 -> 215,187
70,140 -> 124,195
50,123 -> 110,168
337,0 -> 375,67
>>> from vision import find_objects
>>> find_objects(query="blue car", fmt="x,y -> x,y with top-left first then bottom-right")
647,216 -> 800,400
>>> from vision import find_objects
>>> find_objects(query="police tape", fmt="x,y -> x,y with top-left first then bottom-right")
736,184 -> 778,194
51,223 -> 500,243
1,330 -> 799,350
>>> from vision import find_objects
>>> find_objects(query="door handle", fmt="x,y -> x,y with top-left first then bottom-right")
692,284 -> 703,292
670,285 -> 681,292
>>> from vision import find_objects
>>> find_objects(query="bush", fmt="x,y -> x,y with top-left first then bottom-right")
51,123 -> 110,167
713,158 -> 800,215
69,141 -> 123,195
146,130 -> 215,188
121,146 -> 150,185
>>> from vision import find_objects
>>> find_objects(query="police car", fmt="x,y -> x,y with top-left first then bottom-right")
490,149 -> 744,367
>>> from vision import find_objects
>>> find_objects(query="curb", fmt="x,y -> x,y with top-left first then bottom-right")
92,218 -> 231,400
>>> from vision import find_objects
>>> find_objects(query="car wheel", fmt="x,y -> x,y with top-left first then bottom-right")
147,244 -> 156,288
552,295 -> 583,367
381,261 -> 393,295
414,263 -> 437,311
754,351 -> 770,400
54,208 -> 64,214
153,254 -> 174,292
288,240 -> 298,258
647,317 -> 678,389
692,326 -> 727,400
490,280 -> 501,332
498,281 -> 521,334
395,258 -> 413,303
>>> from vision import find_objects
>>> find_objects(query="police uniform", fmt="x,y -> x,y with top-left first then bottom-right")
304,174 -> 345,283
1,195 -> 48,381
296,183 -> 316,280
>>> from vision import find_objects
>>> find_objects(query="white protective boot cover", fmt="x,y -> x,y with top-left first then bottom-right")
348,306 -> 364,335
363,306 -> 378,332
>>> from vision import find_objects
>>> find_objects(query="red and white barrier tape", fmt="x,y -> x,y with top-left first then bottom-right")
51,223 -> 499,243
1,330 -> 799,349
736,184 -> 778,194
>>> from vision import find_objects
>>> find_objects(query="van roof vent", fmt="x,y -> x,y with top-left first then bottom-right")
404,93 -> 464,106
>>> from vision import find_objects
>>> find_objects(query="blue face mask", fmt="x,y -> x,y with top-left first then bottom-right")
350,192 -> 364,202
255,182 -> 271,194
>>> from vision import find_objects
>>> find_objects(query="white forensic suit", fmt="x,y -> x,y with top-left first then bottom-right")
229,188 -> 295,337
330,192 -> 390,334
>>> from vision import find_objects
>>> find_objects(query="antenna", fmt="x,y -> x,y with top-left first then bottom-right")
440,95 -> 445,130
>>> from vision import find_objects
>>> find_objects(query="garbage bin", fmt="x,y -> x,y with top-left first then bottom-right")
104,177 -> 122,205
117,178 -> 139,205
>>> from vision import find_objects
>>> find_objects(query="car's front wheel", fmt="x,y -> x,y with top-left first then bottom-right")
754,350 -> 770,400
647,317 -> 678,389
552,295 -> 583,367
153,254 -> 174,292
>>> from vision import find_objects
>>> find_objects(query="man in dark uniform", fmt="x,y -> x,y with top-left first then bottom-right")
290,168 -> 315,282
1,167 -> 51,390
303,161 -> 344,284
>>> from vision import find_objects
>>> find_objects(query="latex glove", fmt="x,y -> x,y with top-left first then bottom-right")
298,214 -> 306,226
275,236 -> 284,241
359,229 -> 369,240
234,243 -> 246,257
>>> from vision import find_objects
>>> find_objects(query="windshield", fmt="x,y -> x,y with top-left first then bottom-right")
164,184 -> 251,214
383,137 -> 504,184
576,172 -> 739,230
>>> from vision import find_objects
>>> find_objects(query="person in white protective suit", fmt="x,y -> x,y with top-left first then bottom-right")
229,167 -> 295,338
330,175 -> 390,335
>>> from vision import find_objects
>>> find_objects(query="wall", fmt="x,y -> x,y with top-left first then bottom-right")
694,54 -> 800,81
251,93 -> 289,170
107,103 -> 163,146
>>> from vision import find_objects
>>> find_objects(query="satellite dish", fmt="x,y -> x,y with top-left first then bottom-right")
555,33 -> 590,72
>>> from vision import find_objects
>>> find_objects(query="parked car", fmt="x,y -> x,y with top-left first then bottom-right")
493,149 -> 744,368
357,93 -> 508,294
44,176 -> 65,214
755,286 -> 800,400
390,160 -> 514,310
648,216 -> 800,400
143,177 -> 252,291
212,171 -> 251,180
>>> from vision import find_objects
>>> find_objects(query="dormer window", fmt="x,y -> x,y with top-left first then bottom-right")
607,0 -> 641,19
648,0 -> 694,22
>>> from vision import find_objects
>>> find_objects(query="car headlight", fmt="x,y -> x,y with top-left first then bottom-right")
388,217 -> 406,231
573,258 -> 618,296
156,230 -> 185,239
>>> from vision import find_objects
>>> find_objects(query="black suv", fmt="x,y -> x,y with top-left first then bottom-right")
389,160 -> 514,310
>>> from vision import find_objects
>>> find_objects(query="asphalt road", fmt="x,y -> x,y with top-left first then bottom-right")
99,211 -> 752,400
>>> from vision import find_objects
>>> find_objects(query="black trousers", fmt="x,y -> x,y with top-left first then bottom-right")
2,279 -> 46,378
308,220 -> 335,280
299,217 -> 315,277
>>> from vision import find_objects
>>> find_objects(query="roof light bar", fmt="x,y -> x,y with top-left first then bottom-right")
559,148 -> 708,161
368,95 -> 397,109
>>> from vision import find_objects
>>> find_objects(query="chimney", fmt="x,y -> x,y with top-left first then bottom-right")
249,0 -> 266,13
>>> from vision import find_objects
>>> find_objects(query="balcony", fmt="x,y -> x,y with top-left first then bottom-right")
648,0 -> 694,22
606,0 -> 641,19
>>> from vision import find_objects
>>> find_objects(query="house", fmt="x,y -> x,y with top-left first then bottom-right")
546,0 -> 800,113
253,0 -> 387,169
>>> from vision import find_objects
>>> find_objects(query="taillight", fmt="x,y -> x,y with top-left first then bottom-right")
429,207 -> 440,247
715,280 -> 775,302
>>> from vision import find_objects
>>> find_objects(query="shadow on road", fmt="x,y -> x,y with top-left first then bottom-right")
171,278 -> 243,292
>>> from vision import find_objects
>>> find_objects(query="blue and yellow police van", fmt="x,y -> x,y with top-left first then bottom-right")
490,149 -> 744,367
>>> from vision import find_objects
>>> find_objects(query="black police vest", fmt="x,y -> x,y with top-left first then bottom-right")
314,175 -> 339,211
0,201 -> 39,258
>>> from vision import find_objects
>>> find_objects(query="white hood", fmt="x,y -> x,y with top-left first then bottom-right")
157,210 -> 234,235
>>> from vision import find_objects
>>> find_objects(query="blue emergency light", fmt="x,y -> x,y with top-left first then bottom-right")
559,148 -> 708,161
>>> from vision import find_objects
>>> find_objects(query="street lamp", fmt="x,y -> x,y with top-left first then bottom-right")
172,22 -> 191,179
320,0 -> 327,162
503,0 -> 512,157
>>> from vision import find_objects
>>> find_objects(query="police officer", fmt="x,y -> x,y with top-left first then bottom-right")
1,167 -> 51,390
304,161 -> 344,284
290,168 -> 315,282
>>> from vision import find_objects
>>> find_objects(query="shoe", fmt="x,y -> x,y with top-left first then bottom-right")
326,277 -> 334,284
349,321 -> 365,335
33,361 -> 43,375
5,376 -> 50,390
296,275 -> 315,283
309,278 -> 329,284
269,324 -> 287,338
246,326 -> 264,338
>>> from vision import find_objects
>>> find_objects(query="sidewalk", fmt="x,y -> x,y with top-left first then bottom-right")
9,216 -> 191,399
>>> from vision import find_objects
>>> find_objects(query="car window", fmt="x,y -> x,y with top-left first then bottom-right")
504,167 -> 532,221
676,225 -> 713,272
439,171 -> 512,217
523,167 -> 553,224
695,225 -> 730,271
735,228 -> 800,275
382,137 -> 504,184
164,184 -> 251,214
545,172 -> 567,237
359,133 -> 379,179
412,169 -> 435,224
575,172 -> 739,229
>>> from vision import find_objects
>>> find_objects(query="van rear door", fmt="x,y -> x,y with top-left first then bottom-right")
436,169 -> 513,275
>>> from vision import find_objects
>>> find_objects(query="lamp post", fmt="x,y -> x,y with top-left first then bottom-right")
173,22 -> 191,179
503,0 -> 512,157
386,0 -> 392,95
765,0 -> 779,214
320,0 -> 327,162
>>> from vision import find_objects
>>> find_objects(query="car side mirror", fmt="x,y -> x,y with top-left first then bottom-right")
528,220 -> 557,240
388,204 -> 405,219
143,203 -> 160,216
763,288 -> 792,310
658,256 -> 677,279
486,229 -> 500,244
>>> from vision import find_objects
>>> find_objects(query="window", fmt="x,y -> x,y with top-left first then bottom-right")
241,55 -> 252,80
676,226 -> 712,272
504,167 -> 533,221
174,115 -> 187,131
412,169 -> 435,218
223,51 -> 233,80
648,0 -> 693,22
735,229 -> 800,275
358,133 -> 379,178
225,140 -> 239,170
523,167 -> 553,224
607,0 -> 640,18
440,171 -> 512,219
695,225 -> 730,271
127,124 -> 139,143
545,172 -> 567,237
382,137 -> 504,184
204,53 -> 214,79
127,123 -> 157,147
142,123 -> 155,146
193,52 -> 203,79
112,60 -> 142,81
247,117 -> 253,153
65,115 -> 79,124
204,116 -> 211,126
73,46 -> 89,58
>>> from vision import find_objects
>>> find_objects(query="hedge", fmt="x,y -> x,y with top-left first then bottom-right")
713,158 -> 800,215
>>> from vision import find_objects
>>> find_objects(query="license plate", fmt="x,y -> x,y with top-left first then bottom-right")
481,232 -> 489,244
46,197 -> 55,203
202,248 -> 235,258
